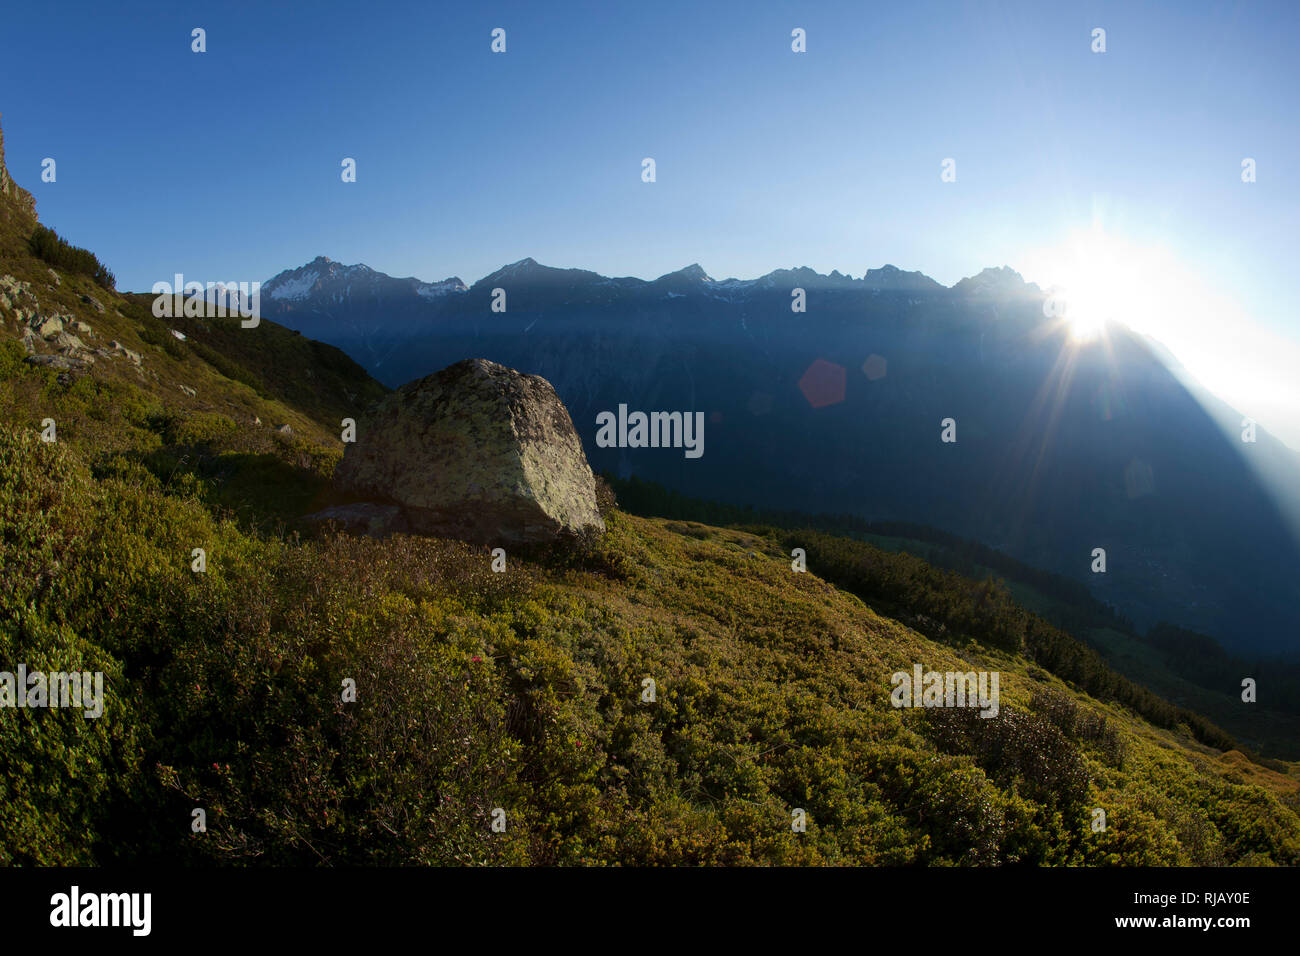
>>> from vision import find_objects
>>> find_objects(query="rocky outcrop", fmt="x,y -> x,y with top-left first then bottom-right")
1,275 -> 33,318
106,340 -> 142,365
333,358 -> 604,544
0,113 -> 36,216
32,313 -> 62,339
52,331 -> 88,353
26,353 -> 90,371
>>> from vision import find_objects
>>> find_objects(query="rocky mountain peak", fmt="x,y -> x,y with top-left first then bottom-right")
862,264 -> 944,291
951,265 -> 1040,296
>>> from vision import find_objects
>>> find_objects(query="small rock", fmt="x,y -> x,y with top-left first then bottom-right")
179,384 -> 197,397
274,423 -> 294,436
79,293 -> 106,313
74,320 -> 92,334
47,268 -> 60,284
107,340 -> 142,365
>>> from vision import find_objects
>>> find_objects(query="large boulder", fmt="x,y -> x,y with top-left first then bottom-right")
334,358 -> 604,543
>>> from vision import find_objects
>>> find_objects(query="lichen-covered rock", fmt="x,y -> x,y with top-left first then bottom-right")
26,353 -> 90,371
32,313 -> 63,339
54,331 -> 87,353
335,358 -> 604,544
107,340 -> 142,364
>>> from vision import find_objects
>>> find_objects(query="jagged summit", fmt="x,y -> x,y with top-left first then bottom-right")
861,264 -> 945,291
492,257 -> 548,277
951,265 -> 1040,296
660,263 -> 712,282
263,256 -> 466,302
471,257 -> 604,291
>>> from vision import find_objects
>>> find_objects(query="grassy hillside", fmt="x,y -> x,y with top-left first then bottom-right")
611,474 -> 1300,761
3,419 -> 1299,864
1,183 -> 386,533
2,172 -> 1297,867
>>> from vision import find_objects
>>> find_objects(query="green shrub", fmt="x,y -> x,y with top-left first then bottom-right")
0,426 -> 95,613
28,224 -> 115,290
784,528 -> 1026,652
164,411 -> 237,447
1032,687 -> 1126,767
921,706 -> 1090,814
137,323 -> 187,359
189,340 -> 264,395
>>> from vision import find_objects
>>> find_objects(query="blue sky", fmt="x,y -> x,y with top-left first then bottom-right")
3,0 -> 1298,438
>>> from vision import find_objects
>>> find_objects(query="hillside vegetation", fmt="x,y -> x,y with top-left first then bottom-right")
611,476 -> 1300,760
2,167 -> 1298,867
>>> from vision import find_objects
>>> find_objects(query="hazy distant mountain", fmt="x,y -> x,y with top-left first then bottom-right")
259,256 -> 1300,654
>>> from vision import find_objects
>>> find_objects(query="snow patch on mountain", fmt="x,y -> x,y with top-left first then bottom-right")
268,271 -> 320,301
416,279 -> 468,300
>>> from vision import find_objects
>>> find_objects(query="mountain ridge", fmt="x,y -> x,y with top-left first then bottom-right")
263,255 -> 1035,299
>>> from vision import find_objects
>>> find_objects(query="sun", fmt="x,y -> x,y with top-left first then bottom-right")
1062,300 -> 1107,342
1032,230 -> 1147,344
1017,224 -> 1300,460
